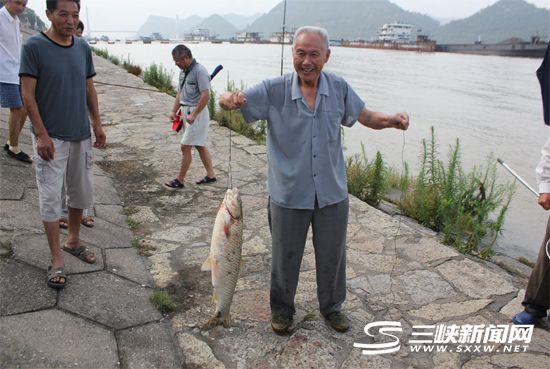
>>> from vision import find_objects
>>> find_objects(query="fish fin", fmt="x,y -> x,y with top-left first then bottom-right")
201,255 -> 212,271
211,291 -> 217,303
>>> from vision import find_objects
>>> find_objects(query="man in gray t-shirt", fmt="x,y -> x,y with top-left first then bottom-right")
220,26 -> 409,334
165,44 -> 216,189
19,0 -> 106,289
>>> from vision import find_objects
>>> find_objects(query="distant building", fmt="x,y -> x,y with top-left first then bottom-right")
184,28 -> 214,42
270,31 -> 293,44
234,32 -> 264,43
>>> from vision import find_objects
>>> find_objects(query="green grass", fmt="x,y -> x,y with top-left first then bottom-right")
143,63 -> 176,97
126,218 -> 141,230
150,290 -> 176,314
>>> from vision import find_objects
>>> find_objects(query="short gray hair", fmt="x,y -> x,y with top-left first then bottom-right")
293,26 -> 329,50
172,44 -> 192,58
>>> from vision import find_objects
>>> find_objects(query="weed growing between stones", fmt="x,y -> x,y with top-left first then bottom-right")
150,290 -> 176,314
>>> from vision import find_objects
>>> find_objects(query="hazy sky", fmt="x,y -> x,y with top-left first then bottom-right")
22,0 -> 550,31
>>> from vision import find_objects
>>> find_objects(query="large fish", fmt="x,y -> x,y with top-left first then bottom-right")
201,188 -> 243,327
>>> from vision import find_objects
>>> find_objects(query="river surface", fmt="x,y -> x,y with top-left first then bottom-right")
99,41 -> 547,260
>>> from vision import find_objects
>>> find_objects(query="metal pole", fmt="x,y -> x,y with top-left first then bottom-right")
497,158 -> 539,197
280,0 -> 287,76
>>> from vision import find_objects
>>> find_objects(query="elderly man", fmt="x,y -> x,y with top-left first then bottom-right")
219,26 -> 409,334
0,0 -> 32,163
20,0 -> 105,289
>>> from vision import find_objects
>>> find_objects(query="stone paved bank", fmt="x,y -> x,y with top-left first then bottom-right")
0,55 -> 548,369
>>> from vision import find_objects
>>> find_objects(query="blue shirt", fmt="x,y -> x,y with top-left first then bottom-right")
241,71 -> 365,209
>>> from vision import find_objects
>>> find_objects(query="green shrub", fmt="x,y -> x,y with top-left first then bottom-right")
346,145 -> 388,206
397,127 -> 515,257
143,63 -> 176,96
208,88 -> 216,119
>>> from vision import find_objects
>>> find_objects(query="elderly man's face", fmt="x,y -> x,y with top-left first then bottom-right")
173,54 -> 192,70
292,32 -> 330,86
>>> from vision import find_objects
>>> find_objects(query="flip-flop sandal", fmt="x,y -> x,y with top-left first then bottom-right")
195,176 -> 217,185
62,245 -> 96,264
81,216 -> 94,228
165,178 -> 184,188
59,218 -> 68,229
47,266 -> 67,289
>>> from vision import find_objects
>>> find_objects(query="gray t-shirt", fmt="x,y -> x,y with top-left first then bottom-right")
178,59 -> 210,106
241,71 -> 365,210
19,32 -> 95,141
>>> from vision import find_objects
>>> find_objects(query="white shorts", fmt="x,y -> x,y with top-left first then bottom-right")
180,106 -> 210,146
32,137 -> 94,222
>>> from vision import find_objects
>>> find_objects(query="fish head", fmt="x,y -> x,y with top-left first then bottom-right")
224,188 -> 242,220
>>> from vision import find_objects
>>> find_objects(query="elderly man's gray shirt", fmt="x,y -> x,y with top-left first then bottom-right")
241,71 -> 365,209
178,60 -> 210,106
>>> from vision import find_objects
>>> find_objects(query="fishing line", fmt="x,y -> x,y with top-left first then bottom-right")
374,129 -> 407,313
94,80 -> 167,93
227,109 -> 233,190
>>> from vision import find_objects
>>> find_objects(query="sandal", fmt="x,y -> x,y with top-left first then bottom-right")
165,178 -> 184,188
47,266 -> 67,289
59,217 -> 68,229
195,176 -> 217,185
81,216 -> 94,228
62,245 -> 96,264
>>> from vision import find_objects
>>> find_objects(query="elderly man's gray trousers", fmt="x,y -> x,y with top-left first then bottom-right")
268,197 -> 348,317
522,214 -> 550,317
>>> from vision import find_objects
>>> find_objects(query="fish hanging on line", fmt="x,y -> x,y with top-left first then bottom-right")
201,188 -> 243,328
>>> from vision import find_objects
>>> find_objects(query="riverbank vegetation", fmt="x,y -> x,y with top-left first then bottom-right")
90,47 -> 170,93
347,127 -> 515,259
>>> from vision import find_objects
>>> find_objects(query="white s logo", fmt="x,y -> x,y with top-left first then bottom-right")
353,321 -> 403,355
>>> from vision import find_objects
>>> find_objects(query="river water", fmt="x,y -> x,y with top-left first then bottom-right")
99,41 -> 547,260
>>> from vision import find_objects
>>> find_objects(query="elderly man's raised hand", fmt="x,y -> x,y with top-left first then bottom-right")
538,193 -> 550,210
219,91 -> 247,110
390,112 -> 409,131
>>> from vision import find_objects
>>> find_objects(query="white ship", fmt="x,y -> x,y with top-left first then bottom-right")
377,23 -> 413,44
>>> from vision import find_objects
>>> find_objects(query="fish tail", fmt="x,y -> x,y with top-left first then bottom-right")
203,311 -> 231,329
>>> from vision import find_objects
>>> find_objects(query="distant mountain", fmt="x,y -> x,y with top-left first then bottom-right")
434,0 -> 550,44
137,15 -> 204,38
195,14 -> 239,39
222,13 -> 263,29
134,0 -> 550,44
244,0 -> 440,40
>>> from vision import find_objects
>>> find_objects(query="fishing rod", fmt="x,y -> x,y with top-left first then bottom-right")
280,0 -> 287,76
497,158 -> 550,259
497,158 -> 539,197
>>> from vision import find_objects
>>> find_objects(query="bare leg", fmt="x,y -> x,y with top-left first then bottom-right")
177,145 -> 193,182
196,146 -> 215,178
43,220 -> 65,284
8,107 -> 25,148
65,207 -> 94,262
